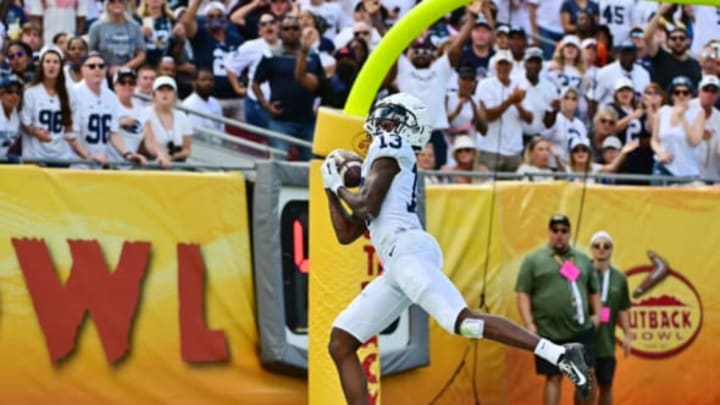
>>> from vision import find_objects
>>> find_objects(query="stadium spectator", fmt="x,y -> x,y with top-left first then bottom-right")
607,77 -> 641,140
27,0 -> 86,46
157,55 -> 176,78
19,22 -> 43,53
494,24 -> 509,52
182,68 -> 223,133
394,4 -> 481,168
53,32 -> 70,53
566,136 -> 637,184
0,75 -> 23,159
519,47 -> 559,144
476,49 -> 532,172
440,134 -> 486,184
643,3 -> 701,92
589,230 -> 633,405
581,38 -> 598,111
543,87 -> 587,167
181,0 -> 245,121
333,0 -> 385,51
109,67 -> 151,164
63,36 -> 88,84
417,142 -> 441,184
589,40 -> 650,116
515,214 -> 600,405
547,35 -> 591,121
298,23 -> 336,76
590,105 -> 619,151
598,0 -> 640,47
698,44 -> 718,77
691,75 -> 720,181
494,0 -> 532,37
315,46 -> 358,109
135,0 -> 182,67
528,0 -> 564,59
73,51 -> 145,168
297,0 -> 348,40
458,15 -> 495,80
253,16 -> 325,161
226,12 -> 278,129
650,76 -> 705,183
505,27 -> 528,81
5,40 -> 35,84
20,47 -> 88,166
88,0 -> 147,79
446,64 -> 485,162
135,64 -> 157,107
144,76 -> 193,167
628,27 -> 652,76
560,0 -> 599,35
516,136 -> 562,181
228,0 -> 273,40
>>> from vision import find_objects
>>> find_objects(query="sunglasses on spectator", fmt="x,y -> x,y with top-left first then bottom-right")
572,146 -> 590,153
259,19 -> 276,26
551,227 -> 569,234
108,0 -> 125,3
354,30 -> 370,37
600,118 -> 616,124
2,88 -> 21,95
673,89 -> 691,96
456,148 -> 474,153
84,63 -> 106,70
7,51 -> 26,61
592,242 -> 612,250
281,25 -> 300,32
701,51 -> 718,59
414,48 -> 434,56
668,35 -> 687,42
116,79 -> 136,86
702,86 -> 719,93
644,89 -> 659,96
206,14 -> 224,19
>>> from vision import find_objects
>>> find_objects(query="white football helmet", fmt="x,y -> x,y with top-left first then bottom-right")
363,92 -> 432,151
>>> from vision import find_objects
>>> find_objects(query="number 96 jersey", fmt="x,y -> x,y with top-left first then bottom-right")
74,82 -> 120,156
362,133 -> 422,261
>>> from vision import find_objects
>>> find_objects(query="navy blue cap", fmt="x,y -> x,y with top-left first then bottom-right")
669,75 -> 694,94
0,75 -> 24,90
618,39 -> 637,51
509,26 -> 526,37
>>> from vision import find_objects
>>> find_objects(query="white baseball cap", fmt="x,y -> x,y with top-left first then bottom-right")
153,75 -> 177,91
492,49 -> 514,65
699,75 -> 720,90
581,38 -> 597,49
561,35 -> 581,49
453,134 -> 477,152
601,136 -> 623,150
590,230 -> 613,245
614,77 -> 634,92
203,1 -> 226,16
569,137 -> 591,151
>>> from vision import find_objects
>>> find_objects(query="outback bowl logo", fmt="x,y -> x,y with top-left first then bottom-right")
619,252 -> 703,359
351,131 -> 370,157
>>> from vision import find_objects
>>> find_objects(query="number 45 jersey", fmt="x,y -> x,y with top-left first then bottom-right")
362,133 -> 422,260
74,82 -> 120,157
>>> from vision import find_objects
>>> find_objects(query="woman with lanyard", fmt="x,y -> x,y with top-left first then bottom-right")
589,231 -> 632,405
20,46 -> 100,167
143,76 -> 192,168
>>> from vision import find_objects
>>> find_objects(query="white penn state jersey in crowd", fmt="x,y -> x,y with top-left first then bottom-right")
362,133 -> 422,261
108,103 -> 150,162
20,84 -> 79,159
74,81 -> 120,157
542,113 -> 588,165
589,62 -> 650,107
599,0 -> 640,45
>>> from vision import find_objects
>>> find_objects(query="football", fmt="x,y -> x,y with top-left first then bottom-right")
334,150 -> 363,188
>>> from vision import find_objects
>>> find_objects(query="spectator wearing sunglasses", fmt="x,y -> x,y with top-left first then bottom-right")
333,1 -> 385,51
516,214 -> 600,405
181,0 -> 245,121
565,136 -> 637,184
88,0 -> 147,80
73,52 -> 146,168
643,3 -> 701,92
650,76 -> 705,184
0,75 -> 23,159
4,41 -> 35,84
253,16 -> 325,160
589,231 -> 632,405
690,75 -> 720,182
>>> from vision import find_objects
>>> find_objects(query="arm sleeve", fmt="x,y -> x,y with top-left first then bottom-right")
20,90 -> 35,126
515,255 -> 534,293
177,111 -> 193,137
253,55 -> 270,84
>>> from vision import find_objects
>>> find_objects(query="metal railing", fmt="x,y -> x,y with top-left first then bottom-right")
0,157 -> 255,172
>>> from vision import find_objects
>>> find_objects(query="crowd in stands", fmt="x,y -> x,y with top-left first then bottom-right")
0,0 -> 719,183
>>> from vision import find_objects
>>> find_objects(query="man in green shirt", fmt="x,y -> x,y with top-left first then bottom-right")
590,231 -> 632,405
516,214 -> 601,405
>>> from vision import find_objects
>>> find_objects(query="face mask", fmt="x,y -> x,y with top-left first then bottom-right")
207,17 -> 227,31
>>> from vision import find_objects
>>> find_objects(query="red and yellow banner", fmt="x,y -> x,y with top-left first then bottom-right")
0,166 -> 304,403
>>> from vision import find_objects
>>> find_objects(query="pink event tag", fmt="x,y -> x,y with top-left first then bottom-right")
600,306 -> 611,323
559,260 -> 581,282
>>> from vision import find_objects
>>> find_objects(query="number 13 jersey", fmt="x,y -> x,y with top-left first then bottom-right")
362,133 -> 422,260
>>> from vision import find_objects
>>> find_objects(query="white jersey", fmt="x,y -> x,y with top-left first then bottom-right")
74,82 -> 120,157
599,0 -> 639,45
589,62 -> 650,107
20,84 -> 79,159
108,102 -> 150,163
542,113 -> 588,165
146,109 -> 193,155
362,133 -> 422,261
0,107 -> 20,156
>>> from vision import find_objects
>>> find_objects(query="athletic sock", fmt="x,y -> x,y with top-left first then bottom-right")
534,338 -> 566,365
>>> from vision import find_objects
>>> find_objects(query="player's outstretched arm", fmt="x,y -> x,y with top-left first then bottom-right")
325,190 -> 366,245
337,157 -> 399,222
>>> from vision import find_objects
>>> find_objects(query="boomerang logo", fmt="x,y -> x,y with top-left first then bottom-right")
620,251 -> 703,359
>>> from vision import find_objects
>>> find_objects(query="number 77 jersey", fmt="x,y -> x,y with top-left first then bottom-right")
362,133 -> 422,260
